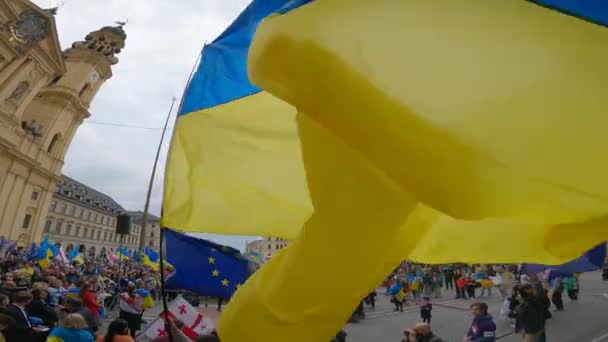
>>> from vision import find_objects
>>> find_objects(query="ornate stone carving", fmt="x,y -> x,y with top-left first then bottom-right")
6,10 -> 49,51
9,81 -> 29,101
71,25 -> 126,65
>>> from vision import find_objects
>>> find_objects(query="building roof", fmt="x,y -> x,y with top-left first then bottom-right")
126,210 -> 160,224
55,175 -> 125,215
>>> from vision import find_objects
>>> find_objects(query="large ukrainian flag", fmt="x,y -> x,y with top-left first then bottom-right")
162,0 -> 313,239
163,0 -> 608,341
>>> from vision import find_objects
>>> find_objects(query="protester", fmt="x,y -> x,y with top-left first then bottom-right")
551,277 -> 565,311
480,277 -> 493,298
63,296 -> 98,334
565,276 -> 578,301
119,282 -> 144,338
515,284 -> 547,342
95,318 -> 134,342
26,288 -> 58,327
465,276 -> 477,299
465,302 -> 496,342
365,290 -> 377,309
444,268 -> 454,291
420,296 -> 432,324
402,322 -> 446,342
80,283 -> 101,322
456,272 -> 467,299
46,313 -> 94,342
2,290 -> 48,341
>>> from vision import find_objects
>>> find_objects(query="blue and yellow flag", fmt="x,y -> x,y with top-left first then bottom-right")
68,245 -> 83,264
163,0 -> 608,341
116,247 -> 132,259
164,229 -> 251,299
37,237 -> 57,268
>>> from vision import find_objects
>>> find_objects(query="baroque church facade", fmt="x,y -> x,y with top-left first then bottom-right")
0,0 -> 125,246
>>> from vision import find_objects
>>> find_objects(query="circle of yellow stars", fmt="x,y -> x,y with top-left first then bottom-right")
208,255 -> 242,289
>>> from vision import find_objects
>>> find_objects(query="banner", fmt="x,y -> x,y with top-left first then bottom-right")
143,296 -> 215,340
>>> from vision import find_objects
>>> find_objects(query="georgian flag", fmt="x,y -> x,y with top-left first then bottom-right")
55,247 -> 70,265
143,295 -> 215,339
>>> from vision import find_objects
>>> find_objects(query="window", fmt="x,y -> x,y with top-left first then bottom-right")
84,228 -> 88,238
104,231 -> 108,241
22,214 -> 32,228
267,244 -> 271,250
55,221 -> 63,234
75,226 -> 81,237
69,206 -> 76,216
44,220 -> 52,233
31,192 -> 39,200
150,231 -> 154,238
66,224 -> 72,236
50,201 -> 57,212
90,229 -> 95,239
48,133 -> 61,154
87,211 -> 91,220
60,204 -> 66,213
276,244 -> 279,249
79,209 -> 83,219
97,230 -> 101,240
93,213 -> 98,222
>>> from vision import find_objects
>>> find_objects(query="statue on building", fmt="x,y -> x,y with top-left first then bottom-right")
9,80 -> 29,101
71,24 -> 126,65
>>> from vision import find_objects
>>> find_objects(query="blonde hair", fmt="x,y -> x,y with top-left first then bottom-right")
62,313 -> 88,329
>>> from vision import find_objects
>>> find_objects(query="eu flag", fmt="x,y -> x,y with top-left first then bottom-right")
164,228 -> 252,299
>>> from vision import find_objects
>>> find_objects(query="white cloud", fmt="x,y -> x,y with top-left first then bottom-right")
32,0 -> 253,250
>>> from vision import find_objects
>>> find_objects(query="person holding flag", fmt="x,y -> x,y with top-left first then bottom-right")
118,282 -> 144,338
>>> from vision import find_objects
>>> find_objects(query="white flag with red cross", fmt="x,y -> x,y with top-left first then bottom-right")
143,295 -> 216,339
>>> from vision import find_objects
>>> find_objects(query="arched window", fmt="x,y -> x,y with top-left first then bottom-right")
48,133 -> 61,154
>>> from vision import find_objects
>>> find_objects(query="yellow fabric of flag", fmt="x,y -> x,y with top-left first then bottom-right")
163,92 -> 312,238
219,112 -> 418,341
217,0 -> 608,341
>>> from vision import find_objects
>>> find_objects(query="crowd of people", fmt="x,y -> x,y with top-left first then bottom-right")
0,246 -> 220,342
0,243 -> 595,342
369,262 -> 586,341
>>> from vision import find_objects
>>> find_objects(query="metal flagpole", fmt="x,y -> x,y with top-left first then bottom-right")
138,97 -> 176,252
159,48 -> 203,342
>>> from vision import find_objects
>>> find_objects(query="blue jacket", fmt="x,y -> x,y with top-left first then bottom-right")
467,315 -> 496,342
47,327 -> 94,342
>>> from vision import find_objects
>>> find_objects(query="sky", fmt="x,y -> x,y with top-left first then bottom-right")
31,0 -> 258,250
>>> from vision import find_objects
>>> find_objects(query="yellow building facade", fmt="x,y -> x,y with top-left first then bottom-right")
0,0 -> 125,246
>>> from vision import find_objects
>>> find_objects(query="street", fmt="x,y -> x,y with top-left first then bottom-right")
345,272 -> 608,342
132,272 -> 608,341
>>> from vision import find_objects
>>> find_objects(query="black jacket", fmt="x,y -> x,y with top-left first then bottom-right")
2,303 -> 36,341
515,299 -> 545,334
26,299 -> 58,326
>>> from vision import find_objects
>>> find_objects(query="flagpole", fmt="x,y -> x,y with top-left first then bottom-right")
138,98 -> 176,252
159,48 -> 203,342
